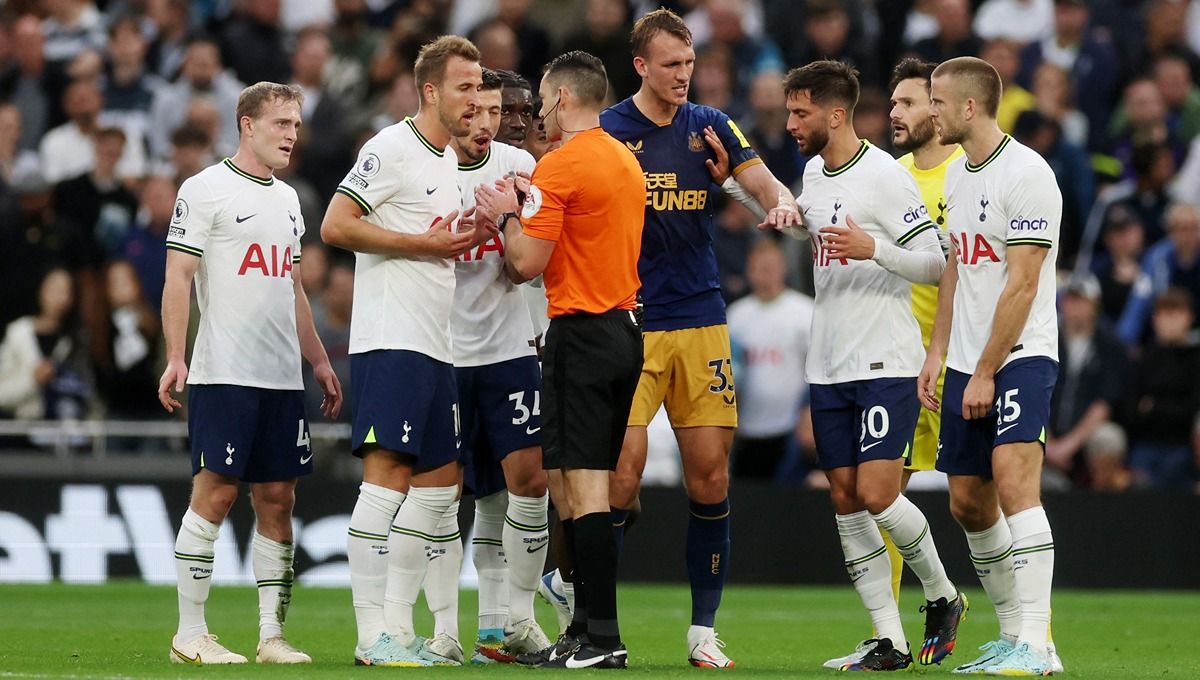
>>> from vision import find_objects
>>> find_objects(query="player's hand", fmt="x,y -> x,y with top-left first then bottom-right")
313,361 -> 343,419
962,372 -> 995,420
917,353 -> 941,412
758,190 -> 801,231
703,125 -> 730,183
475,179 -> 519,222
819,215 -> 876,260
421,209 -> 472,258
157,359 -> 188,413
513,171 -> 531,199
463,206 -> 501,249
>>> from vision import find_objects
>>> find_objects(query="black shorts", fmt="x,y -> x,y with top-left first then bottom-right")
542,309 -> 643,471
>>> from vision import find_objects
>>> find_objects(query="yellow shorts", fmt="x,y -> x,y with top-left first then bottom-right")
627,325 -> 739,429
907,363 -> 946,471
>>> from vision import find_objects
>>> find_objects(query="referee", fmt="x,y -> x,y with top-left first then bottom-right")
476,50 -> 645,669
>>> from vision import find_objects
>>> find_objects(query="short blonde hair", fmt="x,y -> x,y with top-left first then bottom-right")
414,35 -> 481,90
235,82 -> 303,135
932,57 -> 1002,118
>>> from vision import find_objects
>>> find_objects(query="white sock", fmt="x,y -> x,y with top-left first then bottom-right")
871,495 -> 957,602
347,482 -> 404,650
965,517 -> 1021,642
174,508 -> 219,643
252,532 -> 294,641
503,491 -> 549,625
553,568 -> 575,613
837,511 -> 906,653
1008,506 -> 1054,654
385,485 -> 457,646
473,493 -> 509,636
423,499 -> 462,641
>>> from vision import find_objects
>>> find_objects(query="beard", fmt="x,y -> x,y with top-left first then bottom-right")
894,116 -> 937,151
439,106 -> 471,138
800,126 -> 829,156
936,119 -> 965,146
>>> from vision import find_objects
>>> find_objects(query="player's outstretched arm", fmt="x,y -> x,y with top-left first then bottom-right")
157,250 -> 199,414
919,246 -> 958,412
320,193 -> 472,259
734,163 -> 801,230
292,269 -> 342,419
962,244 -> 1048,419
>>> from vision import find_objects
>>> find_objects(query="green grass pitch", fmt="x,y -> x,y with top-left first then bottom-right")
1,583 -> 1197,678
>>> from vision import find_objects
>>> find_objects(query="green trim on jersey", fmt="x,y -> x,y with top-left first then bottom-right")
458,146 -> 491,171
897,221 -> 936,246
822,140 -> 869,177
405,117 -> 445,157
965,135 -> 1011,173
222,158 -> 274,185
336,186 -> 372,214
166,242 -> 203,257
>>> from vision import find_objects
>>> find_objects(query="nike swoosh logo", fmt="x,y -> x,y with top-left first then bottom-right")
565,650 -> 625,668
300,452 -> 314,465
172,646 -> 201,664
192,574 -> 211,580
425,187 -> 437,195
526,542 -> 548,554
996,423 -> 1019,436
526,426 -> 541,435
235,214 -> 256,223
850,573 -> 866,583
860,441 -> 884,453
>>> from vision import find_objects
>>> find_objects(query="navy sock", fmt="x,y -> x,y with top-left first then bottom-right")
611,507 -> 630,554
686,498 -> 730,627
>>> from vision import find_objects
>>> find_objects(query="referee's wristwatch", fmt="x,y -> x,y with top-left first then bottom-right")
499,211 -> 520,229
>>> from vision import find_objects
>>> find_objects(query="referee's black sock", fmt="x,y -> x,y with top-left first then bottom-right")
562,519 -> 589,638
575,511 -> 621,650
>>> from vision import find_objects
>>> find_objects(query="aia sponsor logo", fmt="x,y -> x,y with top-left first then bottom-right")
238,244 -> 294,277
952,231 -> 1001,265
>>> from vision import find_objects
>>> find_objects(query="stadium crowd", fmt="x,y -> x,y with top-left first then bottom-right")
0,0 -> 1198,493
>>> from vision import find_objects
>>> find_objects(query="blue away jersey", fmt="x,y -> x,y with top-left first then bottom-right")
600,99 -> 762,331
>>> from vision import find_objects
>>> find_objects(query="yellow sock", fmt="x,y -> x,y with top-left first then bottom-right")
880,527 -> 903,606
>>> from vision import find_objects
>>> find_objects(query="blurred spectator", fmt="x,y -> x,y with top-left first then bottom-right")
1139,0 -> 1200,85
39,79 -> 147,183
983,39 -> 1035,133
763,0 -> 877,84
0,103 -> 42,187
692,44 -> 743,122
727,239 -> 814,480
1083,422 -> 1130,492
744,70 -> 803,190
305,258 -> 352,423
1109,141 -> 1178,262
300,242 -> 330,302
52,127 -> 139,255
101,16 -> 165,144
1013,110 -> 1094,266
854,88 -> 892,152
563,0 -> 638,101
95,259 -> 161,425
1152,50 -> 1200,143
42,1 -> 107,76
903,0 -> 941,48
1046,275 -> 1127,486
370,70 -> 419,132
0,15 -> 56,152
913,0 -> 983,64
492,0 -> 552,84
1017,0 -> 1118,152
471,19 -> 520,73
701,0 -> 786,103
1090,206 -> 1147,325
1118,202 -> 1200,345
791,0 -> 878,89
1123,287 -> 1200,491
0,267 -> 92,423
282,0 -> 335,33
219,0 -> 291,86
329,0 -> 383,83
1031,62 -> 1088,148
148,36 -> 243,160
973,0 -> 1053,44
145,0 -> 192,81
290,27 -> 352,198
165,124 -> 214,185
116,174 -> 175,312
712,193 -> 757,303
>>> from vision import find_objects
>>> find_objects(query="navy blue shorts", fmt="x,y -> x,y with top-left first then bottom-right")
810,378 -> 920,470
457,356 -> 542,497
188,385 -> 312,483
350,350 -> 460,471
937,357 -> 1058,479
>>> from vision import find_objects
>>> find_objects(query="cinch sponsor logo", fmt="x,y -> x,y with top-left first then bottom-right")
644,172 -> 708,211
239,244 -> 294,277
903,204 -> 930,223
952,231 -> 1001,265
1009,217 -> 1048,231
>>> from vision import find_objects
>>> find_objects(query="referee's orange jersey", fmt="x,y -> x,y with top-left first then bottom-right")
522,127 -> 645,318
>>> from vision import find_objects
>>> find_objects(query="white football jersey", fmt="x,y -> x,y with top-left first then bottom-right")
727,289 -> 815,437
166,158 -> 305,389
453,141 -> 538,366
944,135 -> 1062,374
337,118 -> 462,363
799,142 -> 945,384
